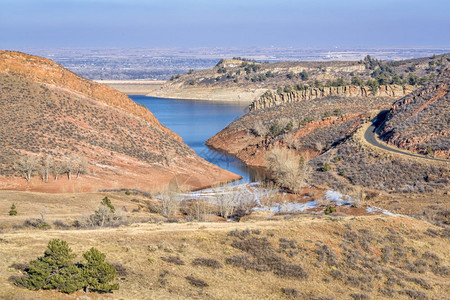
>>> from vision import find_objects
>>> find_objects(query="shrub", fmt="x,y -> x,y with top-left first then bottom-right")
112,263 -> 128,277
269,122 -> 283,136
281,287 -> 299,297
161,256 -> 185,265
9,203 -> 17,216
324,206 -> 336,215
185,276 -> 208,287
321,162 -> 331,172
53,220 -> 70,230
350,293 -> 370,300
23,218 -> 51,230
402,289 -> 428,299
77,197 -> 124,227
192,258 -> 223,269
227,237 -> 308,279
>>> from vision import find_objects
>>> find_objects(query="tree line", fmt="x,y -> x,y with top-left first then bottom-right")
14,155 -> 88,183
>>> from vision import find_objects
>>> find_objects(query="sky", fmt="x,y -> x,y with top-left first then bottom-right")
1,0 -> 449,49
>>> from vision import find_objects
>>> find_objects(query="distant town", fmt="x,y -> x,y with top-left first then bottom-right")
18,47 -> 450,80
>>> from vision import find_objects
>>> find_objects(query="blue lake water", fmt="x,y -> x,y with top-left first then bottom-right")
130,95 -> 264,182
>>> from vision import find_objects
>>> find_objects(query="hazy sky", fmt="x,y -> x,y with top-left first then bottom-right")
1,0 -> 449,48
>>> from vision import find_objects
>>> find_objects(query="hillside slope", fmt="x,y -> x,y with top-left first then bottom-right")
380,68 -> 450,158
0,51 -> 239,192
2,213 -> 449,299
149,54 -> 448,103
207,92 -> 449,193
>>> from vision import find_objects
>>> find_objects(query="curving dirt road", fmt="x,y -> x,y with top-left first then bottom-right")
364,123 -> 449,163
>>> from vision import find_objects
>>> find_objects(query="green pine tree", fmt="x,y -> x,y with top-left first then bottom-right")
101,197 -> 115,213
9,203 -> 17,216
81,247 -> 119,293
16,239 -> 80,292
16,240 -> 119,294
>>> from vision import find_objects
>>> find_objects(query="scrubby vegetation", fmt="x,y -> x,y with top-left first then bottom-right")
380,69 -> 449,158
75,197 -> 126,228
0,72 -> 194,177
173,55 -> 448,95
208,71 -> 449,194
312,142 -> 449,193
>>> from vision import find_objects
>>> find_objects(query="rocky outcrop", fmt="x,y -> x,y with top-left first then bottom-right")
380,69 -> 450,159
250,85 -> 416,110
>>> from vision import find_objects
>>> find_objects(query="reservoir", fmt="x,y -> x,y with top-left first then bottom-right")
130,95 -> 261,182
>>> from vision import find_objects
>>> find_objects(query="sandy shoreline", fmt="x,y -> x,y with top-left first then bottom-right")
96,79 -> 166,95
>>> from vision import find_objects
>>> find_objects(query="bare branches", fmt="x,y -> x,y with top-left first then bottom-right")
14,154 -> 88,182
251,120 -> 269,137
265,147 -> 311,193
53,160 -> 65,180
39,155 -> 53,183
14,156 -> 39,182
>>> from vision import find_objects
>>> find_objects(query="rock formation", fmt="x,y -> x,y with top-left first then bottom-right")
249,85 -> 415,110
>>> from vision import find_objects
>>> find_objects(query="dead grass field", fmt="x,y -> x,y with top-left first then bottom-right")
0,191 -> 449,300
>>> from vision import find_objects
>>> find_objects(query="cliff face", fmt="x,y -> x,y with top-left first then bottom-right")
0,51 -> 240,192
380,69 -> 450,158
250,84 -> 415,110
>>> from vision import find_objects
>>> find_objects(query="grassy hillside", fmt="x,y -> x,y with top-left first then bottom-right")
1,204 -> 449,299
0,51 -> 240,192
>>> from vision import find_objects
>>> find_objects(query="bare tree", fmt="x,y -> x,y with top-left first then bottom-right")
265,147 -> 311,193
186,200 -> 211,222
160,191 -> 179,218
348,186 -> 364,208
39,155 -> 53,183
314,142 -> 324,152
255,182 -> 279,208
63,155 -> 82,180
52,159 -> 66,180
76,156 -> 88,178
14,156 -> 39,182
215,192 -> 238,219
251,119 -> 269,137
284,133 -> 300,149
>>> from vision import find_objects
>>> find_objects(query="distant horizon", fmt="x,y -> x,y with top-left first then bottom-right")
1,0 -> 449,49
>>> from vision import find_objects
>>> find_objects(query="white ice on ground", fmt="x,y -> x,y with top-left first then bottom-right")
157,185 -> 405,217
366,206 -> 406,217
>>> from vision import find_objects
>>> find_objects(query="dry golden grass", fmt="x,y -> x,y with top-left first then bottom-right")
0,191 -> 150,230
96,80 -> 166,95
0,191 -> 449,300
